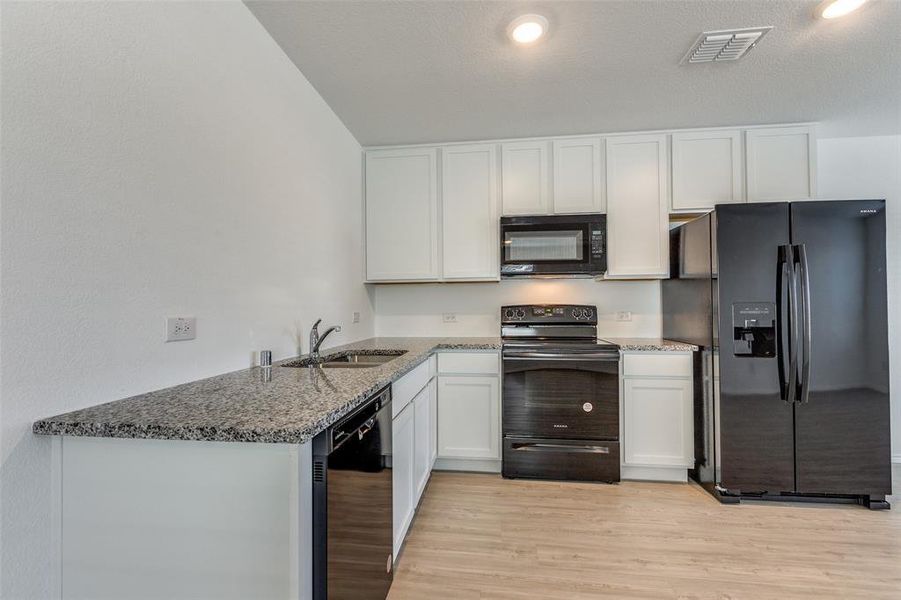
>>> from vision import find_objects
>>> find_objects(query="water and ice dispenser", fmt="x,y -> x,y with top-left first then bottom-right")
731,302 -> 776,357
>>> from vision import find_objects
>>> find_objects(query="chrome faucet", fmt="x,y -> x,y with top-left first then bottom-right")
309,318 -> 341,362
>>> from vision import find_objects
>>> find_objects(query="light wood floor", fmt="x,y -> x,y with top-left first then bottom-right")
388,472 -> 901,600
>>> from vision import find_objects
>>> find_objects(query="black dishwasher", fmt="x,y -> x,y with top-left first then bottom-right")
312,386 -> 393,600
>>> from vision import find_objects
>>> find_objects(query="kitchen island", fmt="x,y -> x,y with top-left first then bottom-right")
33,337 -> 500,600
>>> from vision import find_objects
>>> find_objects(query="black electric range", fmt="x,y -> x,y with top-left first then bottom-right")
501,304 -> 621,482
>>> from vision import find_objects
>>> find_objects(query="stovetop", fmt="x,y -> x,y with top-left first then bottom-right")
500,304 -> 618,354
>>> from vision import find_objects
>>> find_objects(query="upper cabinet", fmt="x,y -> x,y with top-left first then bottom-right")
501,141 -> 549,215
365,148 -> 439,281
363,123 -> 816,283
746,125 -> 816,202
442,144 -> 499,280
671,129 -> 742,211
552,138 -> 605,214
605,134 -> 669,279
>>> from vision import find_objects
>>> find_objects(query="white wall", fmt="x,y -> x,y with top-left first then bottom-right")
816,134 -> 901,462
374,279 -> 661,338
0,2 -> 371,597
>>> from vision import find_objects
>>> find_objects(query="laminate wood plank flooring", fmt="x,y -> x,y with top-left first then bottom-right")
388,472 -> 901,600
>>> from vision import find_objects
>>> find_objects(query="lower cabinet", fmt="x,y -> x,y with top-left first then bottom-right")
428,377 -> 438,466
392,350 -> 500,557
391,401 -> 416,558
412,386 -> 432,501
620,351 -> 694,482
437,376 -> 500,460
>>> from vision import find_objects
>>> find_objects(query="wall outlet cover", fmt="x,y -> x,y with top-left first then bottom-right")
616,311 -> 633,322
352,311 -> 361,324
166,317 -> 196,342
442,313 -> 457,323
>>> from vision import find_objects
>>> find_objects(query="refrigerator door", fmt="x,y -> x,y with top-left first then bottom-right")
790,200 -> 892,496
716,203 -> 795,494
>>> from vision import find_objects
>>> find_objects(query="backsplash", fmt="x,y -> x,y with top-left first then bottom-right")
373,278 -> 661,338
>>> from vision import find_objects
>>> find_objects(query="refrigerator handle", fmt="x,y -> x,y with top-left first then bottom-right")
795,244 -> 812,404
776,245 -> 792,402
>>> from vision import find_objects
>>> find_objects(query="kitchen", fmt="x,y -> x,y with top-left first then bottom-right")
3,1 -> 901,599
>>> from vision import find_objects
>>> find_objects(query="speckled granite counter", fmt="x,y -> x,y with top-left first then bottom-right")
33,337 -> 500,444
601,337 -> 699,352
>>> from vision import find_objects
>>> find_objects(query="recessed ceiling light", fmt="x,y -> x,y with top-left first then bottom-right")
818,0 -> 868,19
507,14 -> 548,45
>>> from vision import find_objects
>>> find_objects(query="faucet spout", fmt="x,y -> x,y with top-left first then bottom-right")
309,318 -> 341,362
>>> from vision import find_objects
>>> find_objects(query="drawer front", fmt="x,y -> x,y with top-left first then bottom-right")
392,359 -> 430,418
438,352 -> 499,375
502,437 -> 620,482
622,353 -> 692,378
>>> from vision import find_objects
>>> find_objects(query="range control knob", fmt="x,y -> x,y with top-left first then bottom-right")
581,308 -> 592,320
504,308 -> 515,320
515,308 -> 526,319
571,308 -> 580,320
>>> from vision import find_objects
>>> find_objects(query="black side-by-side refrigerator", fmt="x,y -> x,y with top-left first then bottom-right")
663,200 -> 891,509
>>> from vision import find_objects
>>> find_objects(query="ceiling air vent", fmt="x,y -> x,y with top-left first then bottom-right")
682,27 -> 773,64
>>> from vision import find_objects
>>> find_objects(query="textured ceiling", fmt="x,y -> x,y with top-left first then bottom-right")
246,0 -> 901,146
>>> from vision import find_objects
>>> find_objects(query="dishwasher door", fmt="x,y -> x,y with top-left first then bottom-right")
313,390 -> 393,600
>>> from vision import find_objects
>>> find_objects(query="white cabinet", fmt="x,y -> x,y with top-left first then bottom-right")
428,377 -> 438,466
620,352 -> 694,482
501,141 -> 549,215
442,144 -> 499,280
671,129 -> 743,211
412,386 -> 431,503
552,137 -> 605,214
391,357 -> 437,556
605,134 -> 669,279
392,401 -> 415,558
437,375 -> 500,460
365,147 -> 439,281
746,125 -> 816,202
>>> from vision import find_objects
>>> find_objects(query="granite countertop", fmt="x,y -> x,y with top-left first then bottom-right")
33,337 -> 500,445
601,337 -> 699,352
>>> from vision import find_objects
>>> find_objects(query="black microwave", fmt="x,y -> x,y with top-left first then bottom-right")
500,214 -> 607,278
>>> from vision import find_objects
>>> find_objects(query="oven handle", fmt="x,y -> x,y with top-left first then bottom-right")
511,442 -> 611,454
503,352 -> 619,361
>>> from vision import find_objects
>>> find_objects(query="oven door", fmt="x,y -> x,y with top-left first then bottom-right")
502,350 -> 619,440
500,216 -> 606,277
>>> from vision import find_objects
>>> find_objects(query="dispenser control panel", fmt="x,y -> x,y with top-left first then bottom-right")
732,302 -> 776,357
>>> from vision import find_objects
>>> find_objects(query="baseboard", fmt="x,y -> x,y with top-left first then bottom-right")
621,465 -> 689,483
433,457 -> 502,473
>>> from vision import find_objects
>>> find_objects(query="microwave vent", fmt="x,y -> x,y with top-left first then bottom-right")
682,27 -> 773,64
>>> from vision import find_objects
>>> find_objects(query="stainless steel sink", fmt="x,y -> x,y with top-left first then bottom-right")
281,350 -> 406,369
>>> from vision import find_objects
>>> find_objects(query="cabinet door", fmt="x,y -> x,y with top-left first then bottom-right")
428,378 -> 438,466
501,141 -> 549,215
391,402 -> 415,557
412,386 -> 431,503
671,130 -> 742,211
605,134 -> 669,278
365,148 -> 439,281
437,376 -> 500,459
442,144 -> 499,279
746,126 -> 816,202
622,378 -> 693,467
552,138 -> 604,214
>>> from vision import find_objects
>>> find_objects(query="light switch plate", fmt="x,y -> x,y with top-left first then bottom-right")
166,317 -> 196,342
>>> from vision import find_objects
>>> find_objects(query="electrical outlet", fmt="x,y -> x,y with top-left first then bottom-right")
442,313 -> 457,323
352,311 -> 361,324
166,317 -> 196,342
616,311 -> 633,322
